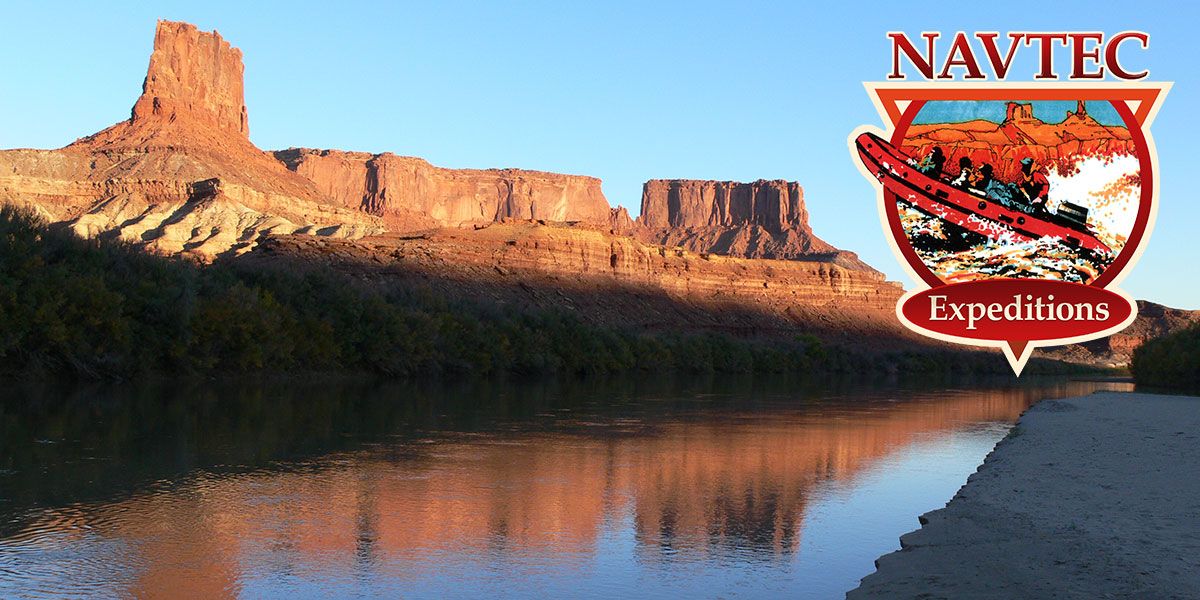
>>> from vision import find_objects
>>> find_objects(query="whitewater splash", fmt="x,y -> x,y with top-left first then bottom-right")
897,152 -> 1140,285
1046,153 -> 1139,253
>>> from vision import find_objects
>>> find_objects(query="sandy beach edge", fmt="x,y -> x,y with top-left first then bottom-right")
846,391 -> 1200,600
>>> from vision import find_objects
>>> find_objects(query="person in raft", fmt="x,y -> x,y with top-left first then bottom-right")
1017,157 -> 1050,210
950,156 -> 975,188
975,163 -> 1021,211
917,146 -> 946,178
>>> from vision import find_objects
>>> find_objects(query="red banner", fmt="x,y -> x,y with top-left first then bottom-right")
899,279 -> 1137,361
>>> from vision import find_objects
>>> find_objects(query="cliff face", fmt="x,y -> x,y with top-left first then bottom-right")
1046,301 -> 1200,367
133,20 -> 248,136
633,179 -> 861,266
245,222 -> 908,342
639,179 -> 811,230
273,149 -> 611,230
902,101 -> 1135,182
0,18 -> 902,327
0,21 -> 380,257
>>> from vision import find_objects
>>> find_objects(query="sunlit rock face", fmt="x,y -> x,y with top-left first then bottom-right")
0,21 -> 382,258
273,149 -> 613,231
243,221 -> 909,343
0,17 -> 909,351
633,179 -> 862,264
133,20 -> 249,136
0,19 -> 886,277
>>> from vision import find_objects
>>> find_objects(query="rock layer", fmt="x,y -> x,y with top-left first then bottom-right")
639,179 -> 813,230
1044,301 -> 1200,367
133,20 -> 249,136
633,179 -> 867,267
0,18 -> 901,328
1,19 -> 878,271
273,149 -> 612,230
0,20 -> 380,257
902,101 -> 1136,182
244,221 -> 909,342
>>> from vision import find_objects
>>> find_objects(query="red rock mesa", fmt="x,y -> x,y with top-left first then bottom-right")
1,20 -> 1189,361
635,179 -> 843,258
0,21 -> 380,256
901,100 -> 1135,182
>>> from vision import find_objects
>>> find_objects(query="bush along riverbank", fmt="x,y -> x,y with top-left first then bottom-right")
1131,323 -> 1200,390
0,206 -> 1086,381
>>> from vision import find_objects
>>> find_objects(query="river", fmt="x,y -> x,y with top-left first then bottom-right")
0,375 -> 1131,599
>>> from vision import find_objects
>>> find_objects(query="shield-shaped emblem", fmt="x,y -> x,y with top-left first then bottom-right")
851,84 -> 1169,373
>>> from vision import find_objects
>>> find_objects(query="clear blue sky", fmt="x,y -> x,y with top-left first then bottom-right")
913,101 -> 1123,127
2,1 -> 1196,308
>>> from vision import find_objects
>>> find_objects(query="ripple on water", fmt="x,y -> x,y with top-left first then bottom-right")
0,378 -> 1133,599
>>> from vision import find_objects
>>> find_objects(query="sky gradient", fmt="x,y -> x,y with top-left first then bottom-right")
2,1 -> 1195,308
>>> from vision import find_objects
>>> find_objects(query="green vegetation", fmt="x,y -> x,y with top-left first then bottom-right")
1131,323 -> 1200,390
0,206 -> 1075,380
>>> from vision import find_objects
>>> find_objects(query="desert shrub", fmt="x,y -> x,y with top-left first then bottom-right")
1131,324 -> 1200,389
0,206 -> 1085,381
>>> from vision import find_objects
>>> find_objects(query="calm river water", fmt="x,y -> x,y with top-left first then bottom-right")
0,376 -> 1131,599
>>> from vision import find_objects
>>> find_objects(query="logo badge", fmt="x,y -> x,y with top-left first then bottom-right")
850,33 -> 1169,373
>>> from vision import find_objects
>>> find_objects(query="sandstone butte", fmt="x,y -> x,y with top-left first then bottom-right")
0,20 -> 912,340
901,100 -> 1136,182
0,20 -> 1192,360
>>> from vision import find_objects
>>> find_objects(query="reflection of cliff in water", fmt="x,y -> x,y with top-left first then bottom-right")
0,377 -> 1129,597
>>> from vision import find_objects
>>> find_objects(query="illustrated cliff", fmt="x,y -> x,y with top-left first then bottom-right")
901,100 -> 1135,182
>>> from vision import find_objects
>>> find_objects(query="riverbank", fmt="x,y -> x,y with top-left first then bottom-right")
848,391 -> 1200,599
1,206 -> 1092,381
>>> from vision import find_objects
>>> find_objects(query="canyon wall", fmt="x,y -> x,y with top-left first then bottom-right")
639,179 -> 812,230
132,20 -> 249,136
1,19 -> 874,269
902,101 -> 1136,182
4,19 -> 1187,363
0,21 -> 381,257
633,179 -> 859,264
1,18 -> 897,328
247,221 -> 907,341
0,21 -> 623,254
273,149 -> 612,230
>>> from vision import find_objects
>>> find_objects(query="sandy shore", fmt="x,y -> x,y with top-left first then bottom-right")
847,391 -> 1200,599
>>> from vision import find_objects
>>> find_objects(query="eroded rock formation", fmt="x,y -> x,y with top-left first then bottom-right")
244,221 -> 908,342
0,21 -> 381,257
1,19 -> 878,270
3,19 -> 1188,362
632,179 -> 874,269
273,149 -> 611,230
1044,301 -> 1200,367
134,19 -> 249,136
0,19 -> 904,333
902,101 -> 1136,182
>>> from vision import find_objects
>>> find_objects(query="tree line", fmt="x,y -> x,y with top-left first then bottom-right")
0,206 -> 1080,381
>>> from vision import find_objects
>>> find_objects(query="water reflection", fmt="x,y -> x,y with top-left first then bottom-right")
0,376 -> 1131,598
